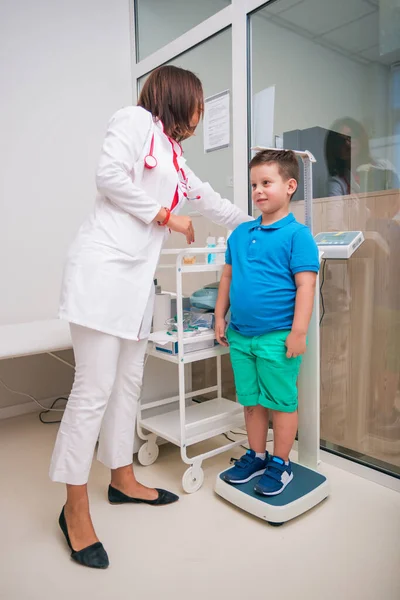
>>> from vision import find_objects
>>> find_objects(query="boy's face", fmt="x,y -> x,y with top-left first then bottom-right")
250,163 -> 297,216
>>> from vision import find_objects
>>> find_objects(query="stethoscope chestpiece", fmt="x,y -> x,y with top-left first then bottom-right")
144,154 -> 157,169
144,133 -> 157,169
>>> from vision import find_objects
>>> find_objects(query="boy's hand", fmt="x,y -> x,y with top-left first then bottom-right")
285,331 -> 306,358
215,317 -> 228,346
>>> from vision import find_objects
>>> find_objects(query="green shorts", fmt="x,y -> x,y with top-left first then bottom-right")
227,328 -> 302,413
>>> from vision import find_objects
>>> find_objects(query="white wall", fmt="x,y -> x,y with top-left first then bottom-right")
0,0 -> 133,410
0,0 -> 133,327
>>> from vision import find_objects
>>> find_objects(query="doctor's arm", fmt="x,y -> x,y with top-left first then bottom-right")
184,165 -> 253,230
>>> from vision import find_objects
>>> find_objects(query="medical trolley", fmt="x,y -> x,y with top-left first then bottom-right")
136,247 -> 246,493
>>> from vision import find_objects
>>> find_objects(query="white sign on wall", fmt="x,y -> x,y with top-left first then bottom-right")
203,90 -> 230,153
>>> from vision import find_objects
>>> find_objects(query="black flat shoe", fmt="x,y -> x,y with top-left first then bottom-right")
58,506 -> 109,569
108,485 -> 179,506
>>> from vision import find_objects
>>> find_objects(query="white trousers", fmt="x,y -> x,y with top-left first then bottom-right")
49,323 -> 148,485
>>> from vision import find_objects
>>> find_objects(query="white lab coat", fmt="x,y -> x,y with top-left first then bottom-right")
59,106 -> 251,340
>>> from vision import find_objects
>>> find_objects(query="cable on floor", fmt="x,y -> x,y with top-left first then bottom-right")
39,396 -> 68,424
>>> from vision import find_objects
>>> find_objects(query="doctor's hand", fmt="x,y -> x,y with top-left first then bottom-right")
169,214 -> 195,245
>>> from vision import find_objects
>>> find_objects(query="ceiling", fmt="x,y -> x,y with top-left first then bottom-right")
256,0 -> 400,67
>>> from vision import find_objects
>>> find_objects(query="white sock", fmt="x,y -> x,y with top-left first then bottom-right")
272,455 -> 290,465
255,452 -> 266,460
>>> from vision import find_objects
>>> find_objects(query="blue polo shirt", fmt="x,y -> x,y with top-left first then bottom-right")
226,213 -> 319,337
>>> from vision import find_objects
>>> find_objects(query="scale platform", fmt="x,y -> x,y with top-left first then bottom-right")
215,462 -> 330,525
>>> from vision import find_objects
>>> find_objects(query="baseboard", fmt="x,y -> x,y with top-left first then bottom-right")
292,441 -> 399,493
319,447 -> 400,493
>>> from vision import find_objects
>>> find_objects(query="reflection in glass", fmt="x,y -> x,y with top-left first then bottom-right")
325,117 -> 400,196
250,0 -> 400,201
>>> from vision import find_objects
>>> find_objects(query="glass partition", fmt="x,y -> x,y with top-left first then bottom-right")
250,0 -> 400,476
135,0 -> 231,61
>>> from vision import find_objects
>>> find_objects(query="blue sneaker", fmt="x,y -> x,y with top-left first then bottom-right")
254,456 -> 293,496
222,450 -> 268,484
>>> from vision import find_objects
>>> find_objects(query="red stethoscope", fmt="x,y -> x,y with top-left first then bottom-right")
144,132 -> 199,208
144,133 -> 188,188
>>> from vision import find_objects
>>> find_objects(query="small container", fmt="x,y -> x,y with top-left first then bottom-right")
153,292 -> 171,331
183,255 -> 196,265
215,236 -> 226,265
154,278 -> 161,294
206,235 -> 216,264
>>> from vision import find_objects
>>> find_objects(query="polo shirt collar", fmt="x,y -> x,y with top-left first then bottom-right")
250,213 -> 295,231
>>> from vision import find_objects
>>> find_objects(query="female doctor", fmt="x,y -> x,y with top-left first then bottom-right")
50,65 -> 251,569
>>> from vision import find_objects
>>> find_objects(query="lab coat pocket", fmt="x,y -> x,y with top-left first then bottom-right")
61,256 -> 151,338
93,203 -> 159,259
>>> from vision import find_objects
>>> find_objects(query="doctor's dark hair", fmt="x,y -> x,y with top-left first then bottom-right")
138,65 -> 204,142
249,149 -> 299,183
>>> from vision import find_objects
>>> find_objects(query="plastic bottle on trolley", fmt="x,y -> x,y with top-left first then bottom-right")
215,236 -> 226,265
206,235 -> 216,264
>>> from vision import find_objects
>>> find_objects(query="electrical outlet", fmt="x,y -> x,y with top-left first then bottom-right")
226,176 -> 234,187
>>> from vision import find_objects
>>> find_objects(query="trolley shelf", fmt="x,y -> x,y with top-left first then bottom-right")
180,264 -> 224,274
157,263 -> 223,273
147,341 -> 230,364
139,398 -> 244,447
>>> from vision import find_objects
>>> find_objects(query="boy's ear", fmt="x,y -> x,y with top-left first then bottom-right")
288,178 -> 297,196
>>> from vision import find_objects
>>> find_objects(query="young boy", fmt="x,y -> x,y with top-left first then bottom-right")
215,149 -> 319,496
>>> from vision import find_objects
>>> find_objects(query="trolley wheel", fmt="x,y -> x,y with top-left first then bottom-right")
268,521 -> 284,527
138,441 -> 159,466
182,466 -> 204,493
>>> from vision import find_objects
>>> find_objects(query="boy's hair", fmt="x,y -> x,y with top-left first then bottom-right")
249,149 -> 299,184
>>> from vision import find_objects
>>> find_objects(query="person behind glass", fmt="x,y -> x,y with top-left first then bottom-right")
325,116 -> 399,197
50,65 -> 252,569
214,150 -> 319,496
